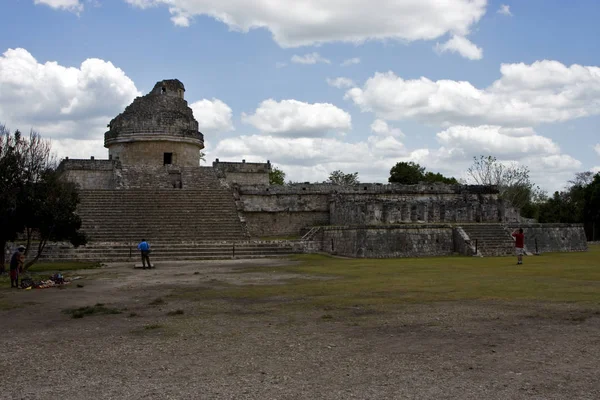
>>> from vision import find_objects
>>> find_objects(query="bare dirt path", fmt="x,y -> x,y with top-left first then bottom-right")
1,259 -> 599,400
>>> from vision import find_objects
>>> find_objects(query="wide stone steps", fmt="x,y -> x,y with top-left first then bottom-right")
39,241 -> 301,262
460,224 -> 514,256
77,187 -> 247,242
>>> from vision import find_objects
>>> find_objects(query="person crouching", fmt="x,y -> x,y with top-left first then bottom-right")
137,239 -> 151,269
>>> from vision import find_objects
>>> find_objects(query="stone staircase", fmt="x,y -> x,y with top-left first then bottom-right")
78,188 -> 247,242
459,224 -> 515,256
39,240 -> 301,262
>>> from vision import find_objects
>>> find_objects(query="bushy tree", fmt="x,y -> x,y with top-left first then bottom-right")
389,162 -> 457,185
535,171 -> 600,240
0,125 -> 24,269
388,162 -> 425,184
269,166 -> 286,185
423,172 -> 458,184
326,170 -> 359,186
21,169 -> 87,269
0,124 -> 85,269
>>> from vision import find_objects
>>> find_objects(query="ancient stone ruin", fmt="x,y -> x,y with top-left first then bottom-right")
51,79 -> 587,261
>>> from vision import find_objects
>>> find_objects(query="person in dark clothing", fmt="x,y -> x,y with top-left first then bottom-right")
137,239 -> 151,269
512,228 -> 525,265
10,246 -> 25,288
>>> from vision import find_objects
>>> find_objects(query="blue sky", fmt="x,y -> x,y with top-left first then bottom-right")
1,0 -> 599,191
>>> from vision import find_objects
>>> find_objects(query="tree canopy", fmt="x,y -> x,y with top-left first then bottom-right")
325,170 -> 359,186
269,166 -> 286,185
0,124 -> 86,269
388,162 -> 457,184
531,171 -> 600,240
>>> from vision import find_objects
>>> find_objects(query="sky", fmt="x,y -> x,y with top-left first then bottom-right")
1,0 -> 599,192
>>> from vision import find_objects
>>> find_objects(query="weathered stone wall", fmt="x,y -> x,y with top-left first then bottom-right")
213,160 -> 270,185
236,183 -> 519,237
236,184 -> 331,236
109,141 -> 202,167
58,159 -> 117,190
319,225 -> 455,258
243,212 -> 330,237
331,186 -> 516,224
505,223 -> 588,253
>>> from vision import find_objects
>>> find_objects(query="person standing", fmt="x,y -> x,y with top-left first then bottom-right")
10,245 -> 25,288
512,228 -> 525,265
137,239 -> 151,269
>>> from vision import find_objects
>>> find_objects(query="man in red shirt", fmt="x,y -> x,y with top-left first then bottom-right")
512,228 -> 525,265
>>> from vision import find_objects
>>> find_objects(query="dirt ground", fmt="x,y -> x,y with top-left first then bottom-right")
1,259 -> 599,400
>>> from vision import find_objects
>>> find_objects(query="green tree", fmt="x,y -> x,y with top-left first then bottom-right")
388,162 -> 425,184
326,170 -> 359,186
582,173 -> 600,240
0,124 -> 86,269
0,125 -> 25,269
22,169 -> 87,269
269,166 -> 286,185
423,171 -> 458,184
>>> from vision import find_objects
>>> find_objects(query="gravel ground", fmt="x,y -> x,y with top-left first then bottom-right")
1,259 -> 599,400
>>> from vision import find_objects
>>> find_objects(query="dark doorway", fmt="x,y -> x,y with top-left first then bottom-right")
163,152 -> 173,165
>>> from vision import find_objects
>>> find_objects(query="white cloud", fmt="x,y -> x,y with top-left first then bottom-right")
34,0 -> 83,13
124,0 -> 486,53
242,99 -> 351,137
436,125 -> 560,156
275,62 -> 287,68
370,119 -> 404,137
346,60 -> 600,127
190,98 -> 234,135
595,144 -> 600,156
326,77 -> 355,89
210,123 -> 581,192
429,126 -> 581,191
435,35 -> 483,60
51,138 -> 106,160
341,58 -> 361,67
0,48 -> 139,140
291,53 -> 331,65
497,5 -> 513,16
211,134 -> 407,183
592,166 -> 600,173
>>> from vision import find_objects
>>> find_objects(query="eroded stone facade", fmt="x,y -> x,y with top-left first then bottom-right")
56,78 -> 588,258
104,79 -> 204,167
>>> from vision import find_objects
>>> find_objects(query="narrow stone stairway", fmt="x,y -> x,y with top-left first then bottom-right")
459,224 -> 515,256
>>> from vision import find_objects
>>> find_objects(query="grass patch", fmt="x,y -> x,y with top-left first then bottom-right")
128,312 -> 138,318
173,244 -> 600,310
27,261 -> 101,273
149,297 -> 165,306
63,303 -> 122,319
144,323 -> 163,330
167,309 -> 184,316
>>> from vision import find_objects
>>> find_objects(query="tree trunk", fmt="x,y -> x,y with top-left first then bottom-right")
24,238 -> 46,270
0,239 -> 7,273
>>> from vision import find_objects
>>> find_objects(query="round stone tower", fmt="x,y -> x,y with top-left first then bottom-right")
104,79 -> 204,167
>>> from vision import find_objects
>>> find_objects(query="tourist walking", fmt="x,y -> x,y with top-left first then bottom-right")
137,239 -> 152,269
512,228 -> 525,265
10,245 -> 25,288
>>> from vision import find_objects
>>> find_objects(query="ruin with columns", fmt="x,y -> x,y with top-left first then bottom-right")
51,79 -> 587,261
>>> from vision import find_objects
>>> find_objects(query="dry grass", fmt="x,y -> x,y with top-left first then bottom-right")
174,244 -> 600,310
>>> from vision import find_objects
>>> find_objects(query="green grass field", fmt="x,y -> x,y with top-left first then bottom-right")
180,244 -> 600,308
